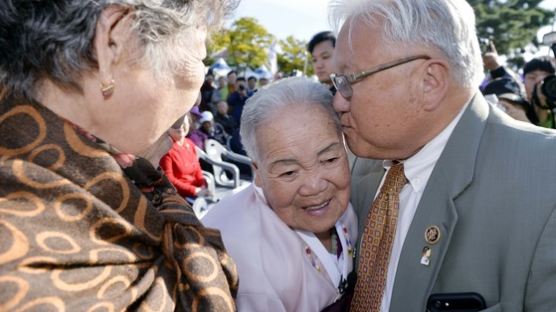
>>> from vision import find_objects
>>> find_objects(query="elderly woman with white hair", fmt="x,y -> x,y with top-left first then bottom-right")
0,0 -> 238,310
203,77 -> 357,311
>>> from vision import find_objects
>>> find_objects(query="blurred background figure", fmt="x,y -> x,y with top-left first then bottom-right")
215,100 -> 237,136
160,116 -> 211,200
308,31 -> 336,90
523,57 -> 556,129
211,75 -> 229,109
259,76 -> 270,87
227,70 -> 238,95
200,71 -> 215,112
482,77 -> 535,123
247,75 -> 258,96
228,76 -> 249,126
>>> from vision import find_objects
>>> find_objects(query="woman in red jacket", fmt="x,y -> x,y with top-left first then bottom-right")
160,117 -> 209,198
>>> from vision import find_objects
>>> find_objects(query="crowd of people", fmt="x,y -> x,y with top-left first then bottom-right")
1,0 -> 556,312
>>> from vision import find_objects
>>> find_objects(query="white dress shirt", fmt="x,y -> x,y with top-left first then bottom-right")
380,106 -> 467,311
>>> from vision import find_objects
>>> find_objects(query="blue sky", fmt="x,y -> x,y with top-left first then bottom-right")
229,0 -> 556,45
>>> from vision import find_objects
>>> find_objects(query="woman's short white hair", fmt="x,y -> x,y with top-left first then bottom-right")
240,77 -> 340,163
329,0 -> 484,89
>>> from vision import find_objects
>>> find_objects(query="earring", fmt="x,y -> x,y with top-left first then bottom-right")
100,79 -> 115,97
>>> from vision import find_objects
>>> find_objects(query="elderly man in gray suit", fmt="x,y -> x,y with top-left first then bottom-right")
329,0 -> 556,311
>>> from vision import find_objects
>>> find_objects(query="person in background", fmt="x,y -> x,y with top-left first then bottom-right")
523,57 -> 556,128
480,40 -> 524,93
212,75 -> 229,109
187,112 -> 210,150
330,0 -> 556,311
203,77 -> 357,311
160,116 -> 210,199
247,75 -> 258,96
308,31 -> 336,90
482,77 -> 535,123
0,0 -> 238,310
227,70 -> 238,97
228,77 -> 249,126
215,100 -> 237,135
199,110 -> 228,145
259,76 -> 270,87
200,71 -> 215,112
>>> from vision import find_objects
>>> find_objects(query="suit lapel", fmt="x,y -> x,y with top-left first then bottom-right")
389,94 -> 490,311
350,158 -> 385,268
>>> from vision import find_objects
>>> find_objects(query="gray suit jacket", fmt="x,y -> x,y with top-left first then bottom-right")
350,94 -> 556,311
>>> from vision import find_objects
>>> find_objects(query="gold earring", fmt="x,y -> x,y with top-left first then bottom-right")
100,79 -> 115,97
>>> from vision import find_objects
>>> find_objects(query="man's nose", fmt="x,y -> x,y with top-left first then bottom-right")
332,91 -> 350,113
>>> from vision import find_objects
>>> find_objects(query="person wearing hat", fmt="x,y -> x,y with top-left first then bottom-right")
187,111 -> 211,150
482,77 -> 535,123
523,57 -> 556,128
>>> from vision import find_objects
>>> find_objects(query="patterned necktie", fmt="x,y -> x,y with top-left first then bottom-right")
351,162 -> 407,312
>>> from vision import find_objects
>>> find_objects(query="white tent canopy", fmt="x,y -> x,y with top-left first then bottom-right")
210,58 -> 231,77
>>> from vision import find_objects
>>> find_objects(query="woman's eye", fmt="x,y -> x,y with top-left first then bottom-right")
279,171 -> 296,177
324,157 -> 339,164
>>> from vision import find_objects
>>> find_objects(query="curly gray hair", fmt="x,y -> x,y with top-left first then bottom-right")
0,0 -> 237,100
240,77 -> 341,163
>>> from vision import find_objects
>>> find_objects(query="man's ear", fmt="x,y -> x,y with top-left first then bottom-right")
94,5 -> 131,85
420,60 -> 450,112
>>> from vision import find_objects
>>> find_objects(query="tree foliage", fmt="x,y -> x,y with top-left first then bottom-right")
277,36 -> 313,76
469,0 -> 554,55
207,17 -> 274,68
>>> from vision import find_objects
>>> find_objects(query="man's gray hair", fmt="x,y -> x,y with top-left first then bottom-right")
240,77 -> 340,163
0,0 -> 237,100
329,0 -> 484,89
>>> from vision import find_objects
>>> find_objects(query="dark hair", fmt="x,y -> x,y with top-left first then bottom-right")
482,78 -> 524,99
523,57 -> 556,76
307,31 -> 336,54
227,70 -> 237,77
237,77 -> 246,82
247,76 -> 257,81
0,0 -> 237,101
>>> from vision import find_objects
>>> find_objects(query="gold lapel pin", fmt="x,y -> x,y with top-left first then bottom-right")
425,225 -> 441,245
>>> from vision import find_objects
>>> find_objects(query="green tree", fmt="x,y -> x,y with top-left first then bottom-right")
207,17 -> 274,69
277,36 -> 313,76
469,0 -> 554,55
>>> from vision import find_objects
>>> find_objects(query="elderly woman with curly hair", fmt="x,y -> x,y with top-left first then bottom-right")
0,1 -> 238,311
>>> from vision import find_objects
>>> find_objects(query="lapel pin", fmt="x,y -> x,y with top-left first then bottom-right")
420,246 -> 432,266
425,225 -> 441,245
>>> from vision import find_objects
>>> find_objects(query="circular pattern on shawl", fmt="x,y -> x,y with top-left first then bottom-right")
0,105 -> 46,157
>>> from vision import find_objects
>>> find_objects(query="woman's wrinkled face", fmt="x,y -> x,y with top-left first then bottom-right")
100,26 -> 207,154
254,104 -> 351,236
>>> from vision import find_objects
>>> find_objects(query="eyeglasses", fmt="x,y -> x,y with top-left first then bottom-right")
330,55 -> 431,98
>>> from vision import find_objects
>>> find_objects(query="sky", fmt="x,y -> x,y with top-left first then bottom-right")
229,0 -> 556,49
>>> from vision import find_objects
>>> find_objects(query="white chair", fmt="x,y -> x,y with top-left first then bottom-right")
199,139 -> 253,188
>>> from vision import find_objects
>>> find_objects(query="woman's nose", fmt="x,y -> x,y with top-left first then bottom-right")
298,173 -> 327,196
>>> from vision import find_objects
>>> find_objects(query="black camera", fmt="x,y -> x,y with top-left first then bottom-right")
238,84 -> 245,91
533,74 -> 556,110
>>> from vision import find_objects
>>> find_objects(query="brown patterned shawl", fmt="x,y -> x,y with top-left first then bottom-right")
0,98 -> 238,311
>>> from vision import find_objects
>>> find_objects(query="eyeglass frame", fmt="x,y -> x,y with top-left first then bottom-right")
330,54 -> 431,98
